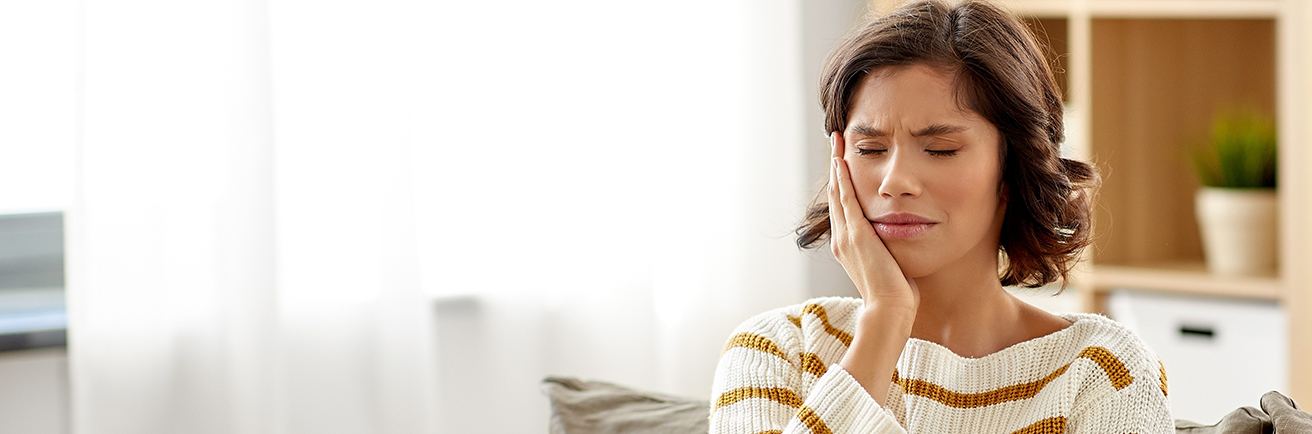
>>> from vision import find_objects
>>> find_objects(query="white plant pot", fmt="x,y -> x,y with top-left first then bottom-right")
1195,187 -> 1278,276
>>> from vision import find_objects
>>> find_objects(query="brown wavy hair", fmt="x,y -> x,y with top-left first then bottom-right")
794,0 -> 1100,289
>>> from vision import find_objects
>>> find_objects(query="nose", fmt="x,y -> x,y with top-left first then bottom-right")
877,146 -> 922,198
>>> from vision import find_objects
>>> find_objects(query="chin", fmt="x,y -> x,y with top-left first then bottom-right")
884,245 -> 942,278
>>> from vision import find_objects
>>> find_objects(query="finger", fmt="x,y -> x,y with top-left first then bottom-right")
832,130 -> 843,159
834,154 -> 869,233
829,157 -> 846,231
827,134 -> 847,232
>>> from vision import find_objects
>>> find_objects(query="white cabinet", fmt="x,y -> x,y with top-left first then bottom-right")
0,348 -> 69,434
1107,290 -> 1286,424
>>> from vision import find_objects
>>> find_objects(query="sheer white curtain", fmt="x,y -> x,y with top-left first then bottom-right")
71,0 -> 434,432
426,1 -> 847,432
68,0 -> 852,432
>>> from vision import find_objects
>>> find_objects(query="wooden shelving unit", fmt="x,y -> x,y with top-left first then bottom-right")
1011,0 -> 1282,18
1092,263 -> 1281,301
866,0 -> 1312,403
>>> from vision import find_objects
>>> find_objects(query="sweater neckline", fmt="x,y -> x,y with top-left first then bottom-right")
900,312 -> 1099,364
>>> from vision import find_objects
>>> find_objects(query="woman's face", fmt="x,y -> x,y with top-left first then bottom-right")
841,63 -> 1005,278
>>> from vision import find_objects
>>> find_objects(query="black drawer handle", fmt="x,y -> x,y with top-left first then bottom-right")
1179,325 -> 1215,339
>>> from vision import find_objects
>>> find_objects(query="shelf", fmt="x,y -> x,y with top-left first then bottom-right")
1091,262 -> 1281,301
1088,0 -> 1280,18
1005,0 -> 1072,17
1003,0 -> 1281,18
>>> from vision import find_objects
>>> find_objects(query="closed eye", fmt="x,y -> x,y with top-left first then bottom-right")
855,148 -> 959,158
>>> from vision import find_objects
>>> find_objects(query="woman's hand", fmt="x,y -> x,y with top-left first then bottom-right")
828,131 -> 921,313
830,131 -> 919,407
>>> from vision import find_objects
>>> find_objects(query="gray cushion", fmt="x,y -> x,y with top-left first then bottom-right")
1173,391 -> 1312,433
541,376 -> 709,434
1174,407 -> 1271,433
1261,390 -> 1312,432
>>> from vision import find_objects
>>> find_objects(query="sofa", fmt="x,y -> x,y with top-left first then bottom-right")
541,376 -> 1312,434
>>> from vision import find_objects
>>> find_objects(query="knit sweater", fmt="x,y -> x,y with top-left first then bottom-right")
708,296 -> 1173,433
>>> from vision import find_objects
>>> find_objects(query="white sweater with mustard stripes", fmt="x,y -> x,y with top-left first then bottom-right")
708,296 -> 1174,433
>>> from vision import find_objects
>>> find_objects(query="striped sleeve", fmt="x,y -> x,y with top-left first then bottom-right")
1068,356 -> 1174,433
708,311 -> 906,434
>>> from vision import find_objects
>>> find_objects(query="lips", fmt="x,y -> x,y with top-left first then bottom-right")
870,212 -> 938,225
872,222 -> 936,239
869,212 -> 938,240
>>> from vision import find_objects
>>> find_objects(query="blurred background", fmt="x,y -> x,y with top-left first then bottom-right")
1,0 -> 1310,432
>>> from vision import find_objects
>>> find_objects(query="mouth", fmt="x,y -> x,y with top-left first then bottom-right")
870,212 -> 939,225
870,222 -> 937,240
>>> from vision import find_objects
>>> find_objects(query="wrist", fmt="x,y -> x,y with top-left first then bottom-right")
861,299 -> 918,318
857,303 -> 917,333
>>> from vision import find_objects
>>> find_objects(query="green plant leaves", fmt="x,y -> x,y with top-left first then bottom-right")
1190,108 -> 1277,189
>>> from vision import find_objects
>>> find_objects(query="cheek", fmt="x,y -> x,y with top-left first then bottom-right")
940,164 -> 1002,226
847,164 -> 879,199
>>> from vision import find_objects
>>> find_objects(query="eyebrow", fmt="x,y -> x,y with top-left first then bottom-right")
848,122 -> 968,138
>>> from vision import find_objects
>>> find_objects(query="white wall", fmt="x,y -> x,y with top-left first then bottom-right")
800,0 -> 875,299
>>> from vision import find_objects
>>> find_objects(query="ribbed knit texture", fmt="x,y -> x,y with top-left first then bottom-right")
708,296 -> 1174,433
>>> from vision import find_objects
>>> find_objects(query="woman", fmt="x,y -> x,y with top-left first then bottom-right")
708,1 -> 1173,432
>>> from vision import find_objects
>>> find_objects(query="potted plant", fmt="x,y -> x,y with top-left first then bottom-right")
1190,108 -> 1278,276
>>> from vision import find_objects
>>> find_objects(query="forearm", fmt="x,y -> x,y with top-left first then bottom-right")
838,304 -> 916,407
710,310 -> 908,433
